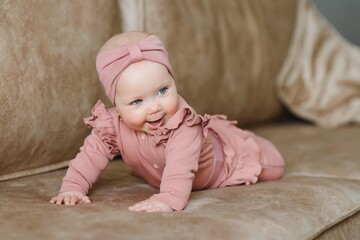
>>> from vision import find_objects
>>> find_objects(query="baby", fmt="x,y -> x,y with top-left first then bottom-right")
50,31 -> 285,212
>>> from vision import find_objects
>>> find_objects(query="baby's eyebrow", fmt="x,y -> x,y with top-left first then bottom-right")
127,96 -> 142,102
158,78 -> 172,86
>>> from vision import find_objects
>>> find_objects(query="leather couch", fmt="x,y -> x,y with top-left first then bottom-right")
1,0 -> 359,239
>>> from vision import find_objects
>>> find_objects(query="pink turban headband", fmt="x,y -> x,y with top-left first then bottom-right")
96,35 -> 175,105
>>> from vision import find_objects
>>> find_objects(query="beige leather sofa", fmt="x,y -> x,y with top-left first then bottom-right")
1,1 -> 360,239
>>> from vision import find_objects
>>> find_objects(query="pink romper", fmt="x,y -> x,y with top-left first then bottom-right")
60,96 -> 284,211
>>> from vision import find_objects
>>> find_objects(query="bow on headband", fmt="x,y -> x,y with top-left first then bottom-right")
96,35 -> 175,105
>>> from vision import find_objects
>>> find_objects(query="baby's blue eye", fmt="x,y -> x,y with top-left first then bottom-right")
158,87 -> 168,95
131,99 -> 142,105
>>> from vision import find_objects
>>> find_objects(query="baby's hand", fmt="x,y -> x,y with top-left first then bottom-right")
49,191 -> 91,205
129,199 -> 173,213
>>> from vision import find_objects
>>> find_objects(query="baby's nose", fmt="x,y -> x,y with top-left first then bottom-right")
148,102 -> 161,115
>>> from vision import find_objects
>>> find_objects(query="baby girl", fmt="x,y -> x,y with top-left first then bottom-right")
50,31 -> 285,212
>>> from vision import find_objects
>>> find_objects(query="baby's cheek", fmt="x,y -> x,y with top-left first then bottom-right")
169,97 -> 180,115
120,111 -> 145,130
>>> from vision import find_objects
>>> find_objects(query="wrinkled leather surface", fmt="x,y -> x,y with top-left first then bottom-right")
316,211 -> 360,239
0,0 -> 120,179
119,0 -> 297,126
0,123 -> 359,239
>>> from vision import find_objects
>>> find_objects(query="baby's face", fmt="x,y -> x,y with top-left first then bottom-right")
114,60 -> 179,134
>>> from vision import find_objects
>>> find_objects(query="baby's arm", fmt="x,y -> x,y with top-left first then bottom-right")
50,128 -> 118,205
129,124 -> 203,212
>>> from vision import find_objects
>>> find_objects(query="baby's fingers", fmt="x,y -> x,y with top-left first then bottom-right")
49,196 -> 58,204
129,199 -> 173,213
129,200 -> 160,212
64,195 -> 79,205
128,200 -> 147,212
80,196 -> 91,204
49,194 -> 85,205
49,195 -> 65,205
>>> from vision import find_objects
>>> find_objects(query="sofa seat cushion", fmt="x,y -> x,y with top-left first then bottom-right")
0,123 -> 359,239
254,123 -> 360,180
0,161 -> 359,239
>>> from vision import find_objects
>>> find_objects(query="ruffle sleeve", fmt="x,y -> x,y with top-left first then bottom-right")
60,100 -> 119,195
84,100 -> 119,155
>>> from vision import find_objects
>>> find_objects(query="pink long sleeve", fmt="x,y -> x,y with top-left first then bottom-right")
60,100 -> 119,195
60,130 -> 117,195
149,121 -> 204,211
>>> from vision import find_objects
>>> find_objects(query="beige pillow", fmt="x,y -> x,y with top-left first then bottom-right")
277,0 -> 360,128
118,0 -> 298,126
0,1 -> 120,180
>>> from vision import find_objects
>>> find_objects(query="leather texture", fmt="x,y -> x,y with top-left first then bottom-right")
0,0 -> 120,180
315,211 -> 360,239
1,0 -> 360,239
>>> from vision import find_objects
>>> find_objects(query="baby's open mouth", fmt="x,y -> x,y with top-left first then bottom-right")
147,118 -> 164,129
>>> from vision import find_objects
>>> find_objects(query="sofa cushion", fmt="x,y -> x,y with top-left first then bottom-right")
0,0 -> 120,180
118,0 -> 298,126
254,123 -> 360,180
277,0 -> 360,128
0,123 -> 359,239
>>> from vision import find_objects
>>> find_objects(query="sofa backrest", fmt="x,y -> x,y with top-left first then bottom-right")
119,0 -> 298,125
0,0 -> 120,180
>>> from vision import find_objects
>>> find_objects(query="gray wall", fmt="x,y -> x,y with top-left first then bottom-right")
313,0 -> 360,46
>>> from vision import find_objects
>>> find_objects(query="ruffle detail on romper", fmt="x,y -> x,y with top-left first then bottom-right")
84,100 -> 119,154
195,115 -> 263,187
152,105 -> 211,146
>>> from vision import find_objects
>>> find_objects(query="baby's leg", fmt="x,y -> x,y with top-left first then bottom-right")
246,131 -> 285,181
257,165 -> 284,181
